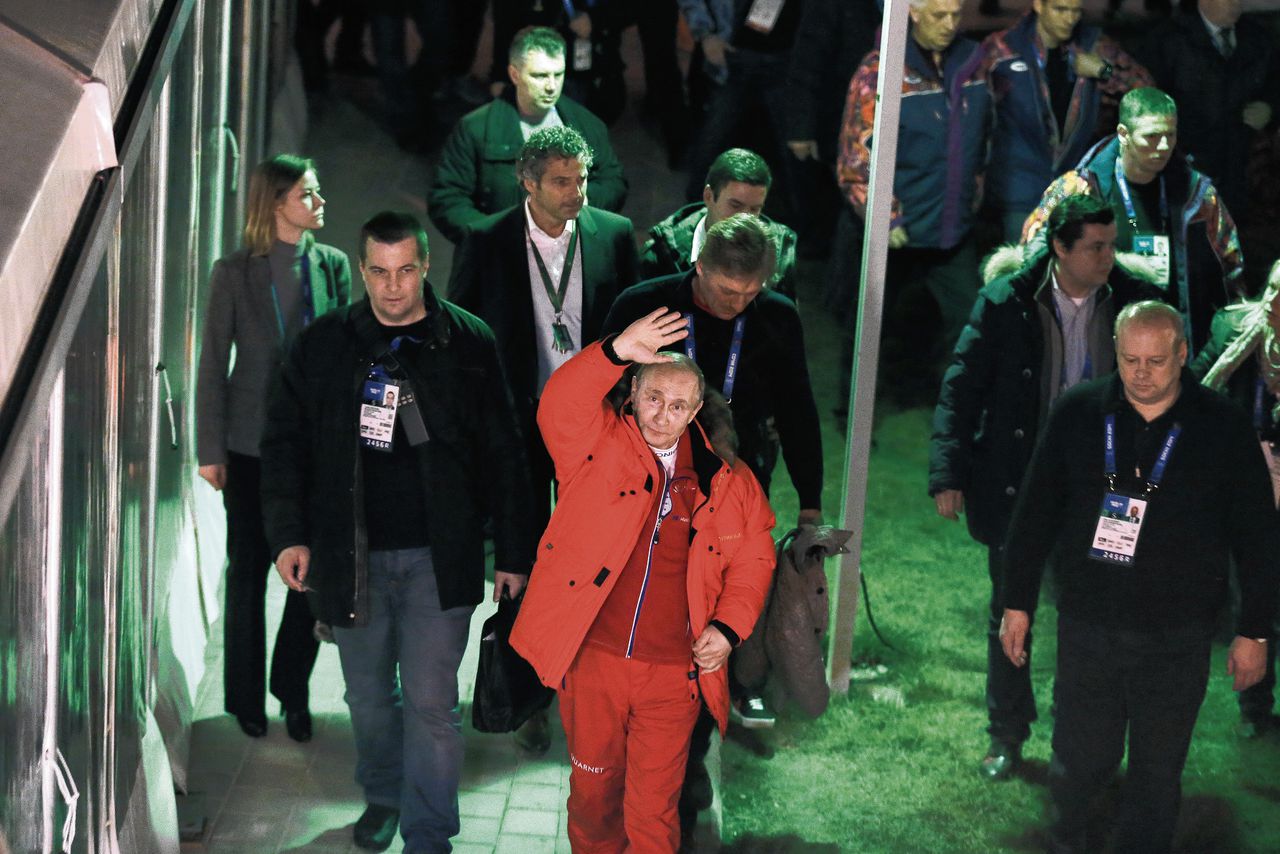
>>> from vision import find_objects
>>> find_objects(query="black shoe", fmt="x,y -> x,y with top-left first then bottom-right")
979,738 -> 1021,781
235,713 -> 267,738
353,804 -> 400,851
284,708 -> 312,742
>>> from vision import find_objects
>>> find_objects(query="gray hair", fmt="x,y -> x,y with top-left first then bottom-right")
633,354 -> 706,401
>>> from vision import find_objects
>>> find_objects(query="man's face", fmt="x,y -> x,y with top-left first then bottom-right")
1034,0 -> 1083,44
909,0 -> 963,53
360,236 -> 428,326
523,157 -> 587,225
703,181 -> 769,229
275,169 -> 325,233
693,262 -> 765,321
1199,0 -> 1242,28
631,368 -> 703,450
1118,114 -> 1178,181
1116,322 -> 1187,411
509,49 -> 565,115
1053,221 -> 1118,293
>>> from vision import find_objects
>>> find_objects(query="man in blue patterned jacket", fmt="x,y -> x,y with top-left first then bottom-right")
837,0 -> 994,400
982,0 -> 1153,241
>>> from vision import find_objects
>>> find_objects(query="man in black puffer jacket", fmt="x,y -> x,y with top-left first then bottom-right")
929,195 -> 1161,781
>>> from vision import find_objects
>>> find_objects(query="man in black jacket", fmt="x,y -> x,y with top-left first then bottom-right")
930,195 -> 1159,781
428,26 -> 627,245
603,211 -> 821,835
261,212 -> 534,853
1000,300 -> 1278,853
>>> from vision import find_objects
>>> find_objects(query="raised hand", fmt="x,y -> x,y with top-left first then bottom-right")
613,308 -> 690,364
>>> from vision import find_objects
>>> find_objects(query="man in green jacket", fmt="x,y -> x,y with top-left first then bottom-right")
640,147 -> 798,300
428,25 -> 627,245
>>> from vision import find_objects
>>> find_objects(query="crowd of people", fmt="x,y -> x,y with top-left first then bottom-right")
197,2 -> 1280,852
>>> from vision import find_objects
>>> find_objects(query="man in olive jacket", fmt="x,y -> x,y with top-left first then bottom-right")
260,212 -> 534,852
929,195 -> 1160,781
428,25 -> 627,245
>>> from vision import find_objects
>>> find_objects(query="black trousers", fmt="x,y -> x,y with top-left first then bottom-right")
986,544 -> 1036,743
1048,616 -> 1211,854
222,452 -> 320,718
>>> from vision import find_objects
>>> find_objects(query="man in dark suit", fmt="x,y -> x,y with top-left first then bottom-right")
449,124 -> 637,758
449,123 -> 638,536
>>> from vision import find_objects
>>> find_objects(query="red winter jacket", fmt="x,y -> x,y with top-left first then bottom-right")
510,340 -> 777,732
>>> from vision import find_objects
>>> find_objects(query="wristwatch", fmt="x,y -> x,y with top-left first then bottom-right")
1097,60 -> 1114,82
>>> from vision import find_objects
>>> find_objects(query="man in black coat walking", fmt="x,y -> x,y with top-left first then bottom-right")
261,212 -> 534,853
930,195 -> 1161,781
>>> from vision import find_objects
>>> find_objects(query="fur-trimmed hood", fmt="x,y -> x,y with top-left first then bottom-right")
981,243 -> 1165,288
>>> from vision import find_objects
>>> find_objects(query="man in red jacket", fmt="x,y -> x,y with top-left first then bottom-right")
511,309 -> 776,852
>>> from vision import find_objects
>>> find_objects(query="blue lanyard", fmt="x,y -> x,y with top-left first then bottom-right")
370,333 -> 426,381
300,253 -> 314,327
1113,157 -> 1168,233
269,253 -> 315,341
1104,413 -> 1181,495
683,314 -> 746,402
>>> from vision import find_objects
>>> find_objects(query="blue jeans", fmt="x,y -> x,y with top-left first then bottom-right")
333,548 -> 474,853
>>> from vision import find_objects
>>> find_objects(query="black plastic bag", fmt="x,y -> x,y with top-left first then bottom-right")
471,596 -> 554,733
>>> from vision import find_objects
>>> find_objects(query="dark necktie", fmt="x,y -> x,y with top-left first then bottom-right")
1219,26 -> 1235,59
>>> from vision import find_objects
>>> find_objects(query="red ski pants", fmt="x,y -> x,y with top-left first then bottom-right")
559,645 -> 702,853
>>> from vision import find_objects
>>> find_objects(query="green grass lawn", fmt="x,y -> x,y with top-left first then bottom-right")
718,269 -> 1280,853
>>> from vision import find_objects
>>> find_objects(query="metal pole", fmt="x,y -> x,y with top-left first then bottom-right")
827,0 -> 911,695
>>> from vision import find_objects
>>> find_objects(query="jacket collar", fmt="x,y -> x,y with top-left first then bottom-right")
1102,366 -> 1200,417
347,282 -> 450,352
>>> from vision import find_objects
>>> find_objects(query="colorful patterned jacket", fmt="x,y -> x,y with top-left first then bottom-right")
838,34 -> 993,249
1022,136 -> 1245,355
982,12 -> 1153,211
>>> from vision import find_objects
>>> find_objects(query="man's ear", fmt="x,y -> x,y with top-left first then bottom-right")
702,185 -> 715,209
508,63 -> 520,87
1051,237 -> 1067,261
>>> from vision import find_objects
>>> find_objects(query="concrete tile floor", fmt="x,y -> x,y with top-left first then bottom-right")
183,579 -> 721,853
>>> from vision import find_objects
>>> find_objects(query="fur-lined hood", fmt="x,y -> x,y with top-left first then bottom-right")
981,243 -> 1165,288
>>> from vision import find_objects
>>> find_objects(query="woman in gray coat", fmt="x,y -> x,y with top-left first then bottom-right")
196,154 -> 352,740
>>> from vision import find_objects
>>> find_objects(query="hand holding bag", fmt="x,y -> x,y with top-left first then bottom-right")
471,595 -> 554,733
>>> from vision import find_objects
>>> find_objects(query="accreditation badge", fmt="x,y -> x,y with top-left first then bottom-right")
359,379 -> 399,451
1132,234 -> 1171,288
745,0 -> 785,33
1088,492 -> 1147,565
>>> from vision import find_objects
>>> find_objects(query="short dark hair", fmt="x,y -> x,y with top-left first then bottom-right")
1119,87 -> 1177,127
359,211 -> 429,262
1048,194 -> 1115,251
705,148 -> 772,197
699,213 -> 777,282
509,25 -> 565,65
517,125 -> 594,185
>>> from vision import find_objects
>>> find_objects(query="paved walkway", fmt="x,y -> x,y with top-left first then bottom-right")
181,579 -> 721,853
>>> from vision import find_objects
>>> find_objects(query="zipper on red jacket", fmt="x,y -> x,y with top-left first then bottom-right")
625,463 -> 669,659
